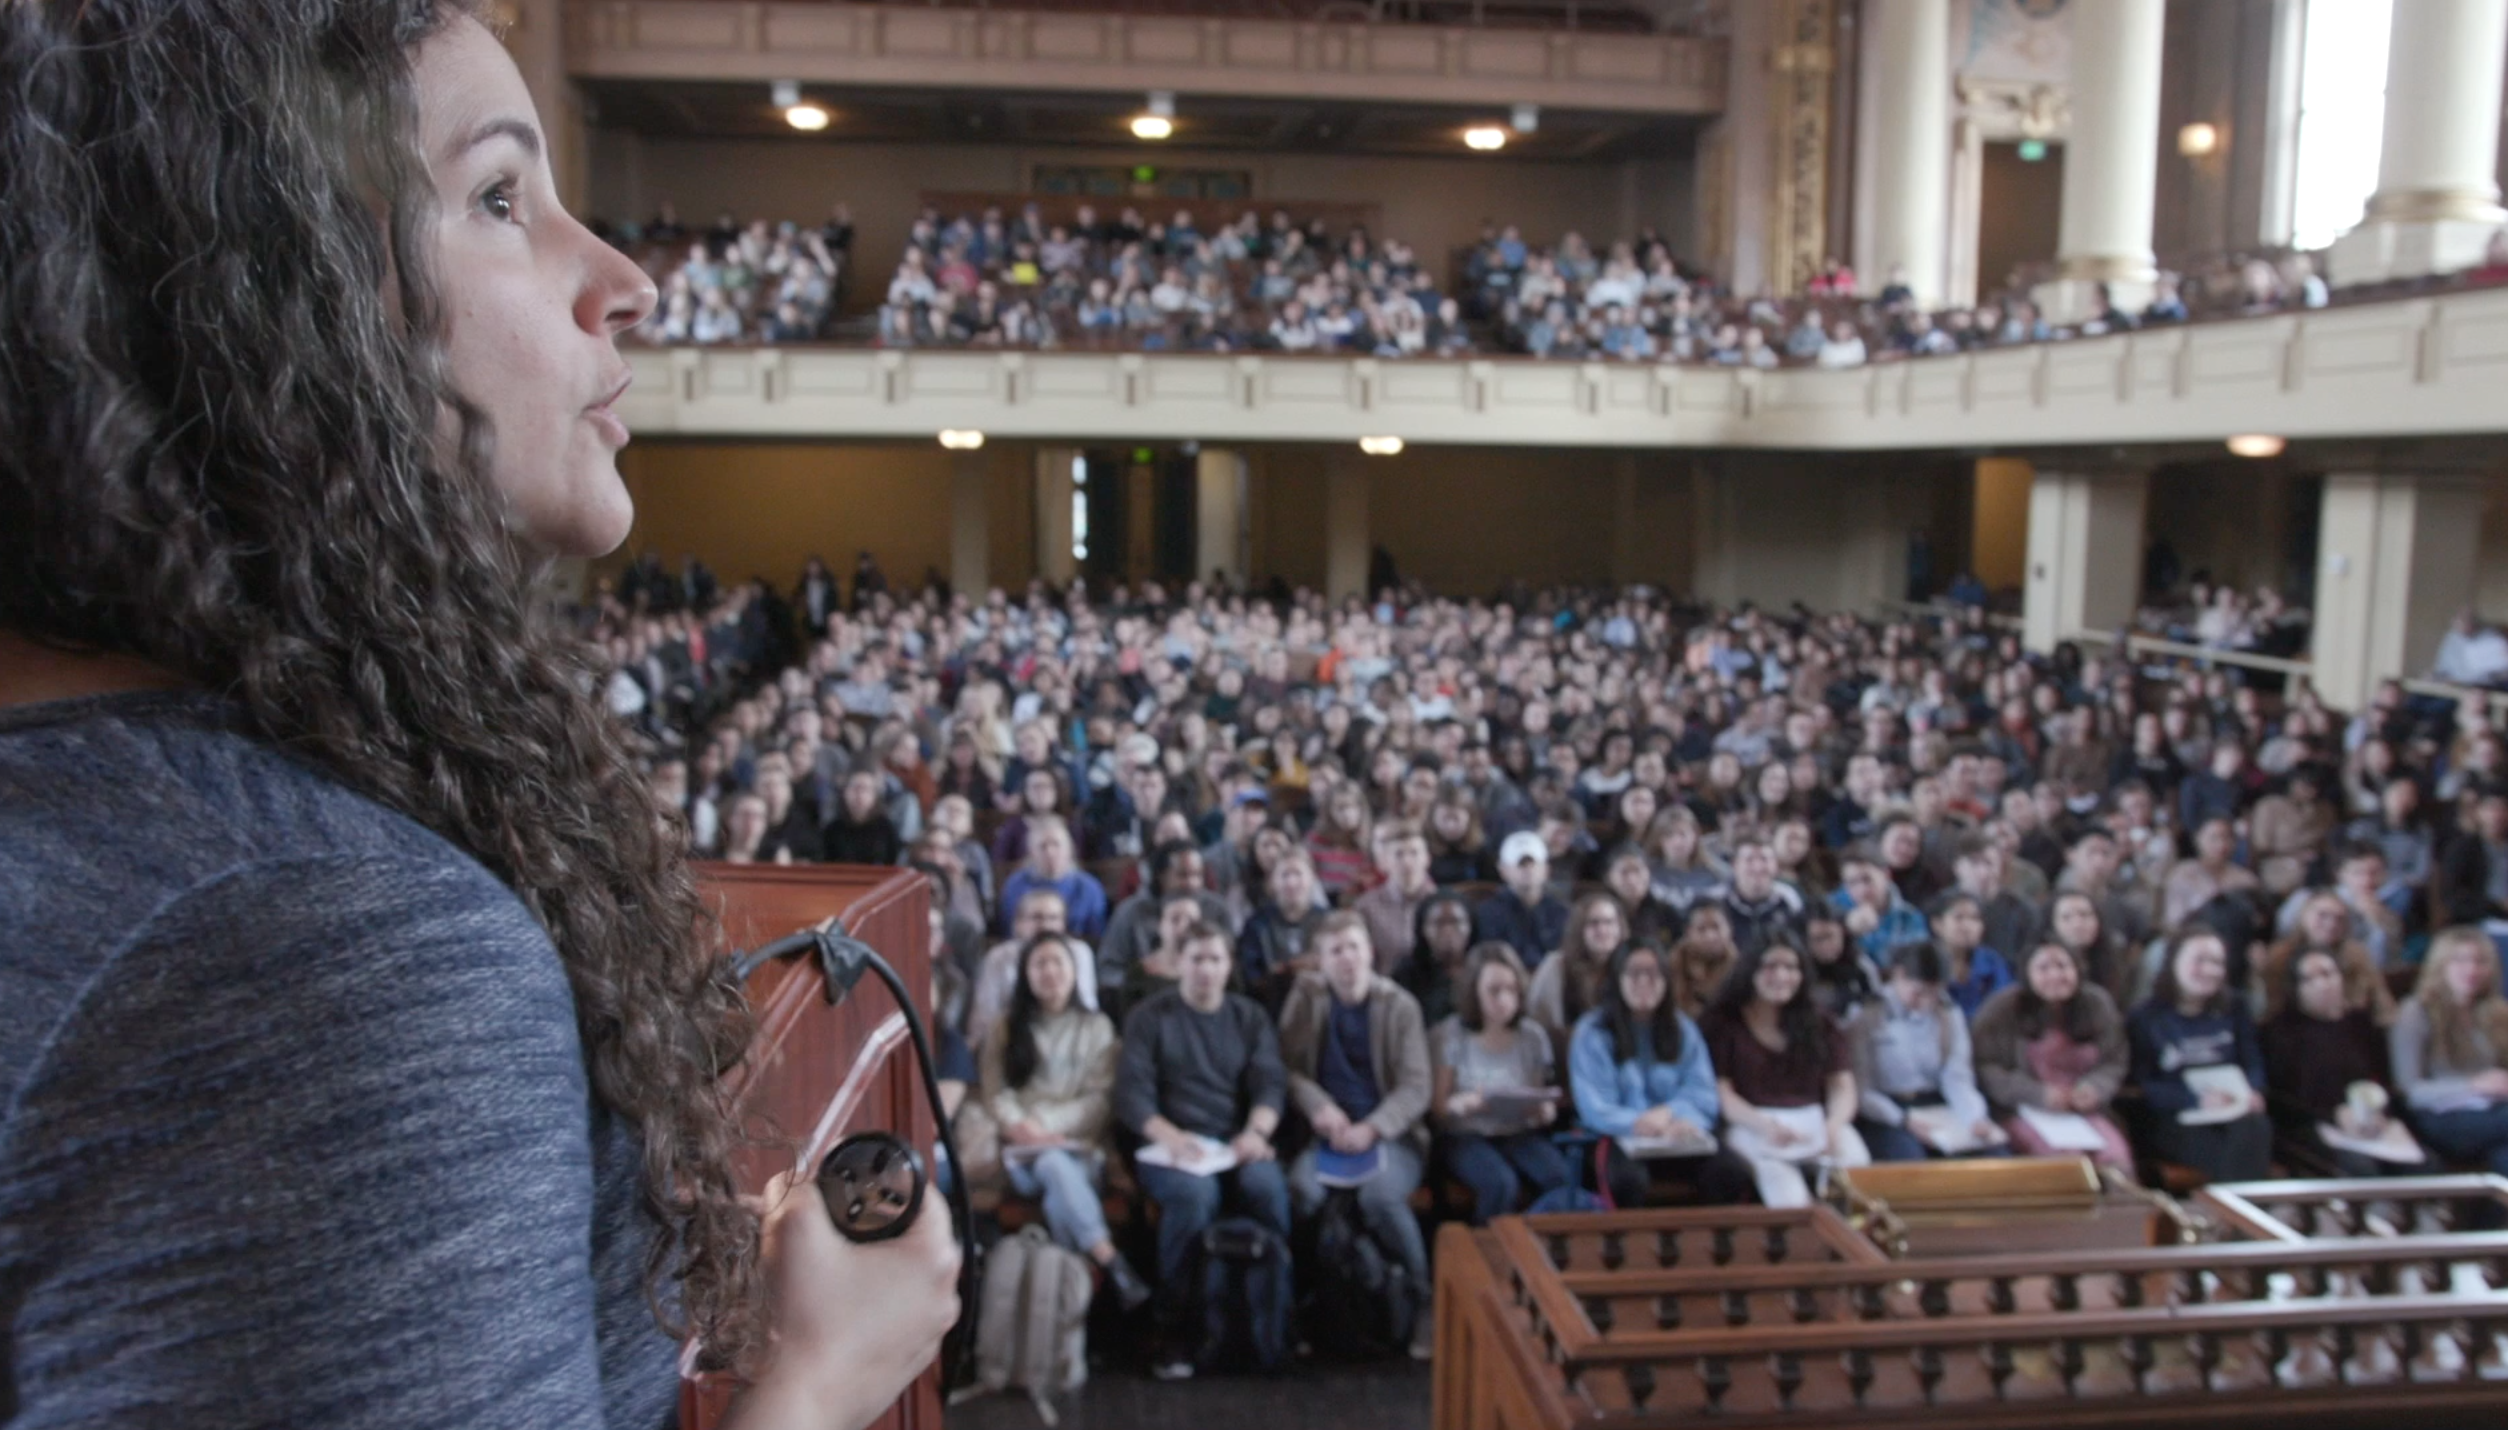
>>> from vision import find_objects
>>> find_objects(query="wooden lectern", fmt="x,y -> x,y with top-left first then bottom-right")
678,863 -> 943,1430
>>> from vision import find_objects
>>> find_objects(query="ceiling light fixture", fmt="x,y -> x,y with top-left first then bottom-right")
938,429 -> 986,451
2225,433 -> 2285,459
2177,121 -> 2221,157
1358,436 -> 1405,456
1131,114 -> 1174,141
1463,126 -> 1508,152
785,103 -> 830,132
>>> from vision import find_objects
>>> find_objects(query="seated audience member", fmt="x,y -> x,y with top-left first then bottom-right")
2276,843 -> 2404,967
821,768 -> 904,866
1098,839 -> 1230,997
2046,888 -> 2137,1009
1119,892 -> 1211,1021
1355,820 -> 1439,975
1277,913 -> 1435,1358
1425,791 -> 1493,884
1569,944 -> 1755,1208
969,888 -> 1098,1051
1477,831 -> 1571,966
1926,891 -> 2014,1018
980,931 -> 1151,1307
993,765 -> 1071,871
1849,943 -> 2010,1162
999,816 -> 1109,942
2259,889 -> 2398,1027
1801,906 -> 1878,1021
2437,785 -> 2508,926
753,760 -> 823,864
1303,782 -> 1377,903
2390,927 -> 2508,1175
1398,892 -> 1480,1028
1953,834 -> 2041,964
1528,890 -> 1630,1052
1435,945 -> 1574,1223
2249,765 -> 2337,897
1604,846 -> 1685,949
2162,816 -> 2259,931
1645,806 -> 1728,909
1961,939 -> 2133,1169
2262,946 -> 2438,1176
1702,940 -> 1872,1207
1667,901 -> 1741,1020
1114,923 -> 1290,1376
1239,847 -> 1328,1009
2128,928 -> 2273,1183
1721,834 -> 1807,956
719,790 -> 774,865
1831,844 -> 1929,967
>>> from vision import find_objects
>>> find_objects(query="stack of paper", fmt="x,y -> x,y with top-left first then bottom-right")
1135,1134 -> 1239,1176
2317,1119 -> 2426,1164
2178,1064 -> 2255,1126
1619,1127 -> 1717,1159
1905,1108 -> 1991,1155
2016,1104 -> 2110,1152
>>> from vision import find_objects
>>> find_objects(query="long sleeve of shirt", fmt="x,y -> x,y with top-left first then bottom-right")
2390,998 -> 2495,1114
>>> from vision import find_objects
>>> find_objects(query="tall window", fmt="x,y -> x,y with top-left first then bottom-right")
1071,454 -> 1090,564
2290,0 -> 2392,250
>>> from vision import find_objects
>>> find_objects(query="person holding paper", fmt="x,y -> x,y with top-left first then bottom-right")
980,932 -> 1152,1307
1114,922 -> 1291,1338
2262,948 -> 2436,1176
2128,929 -> 2272,1183
2389,928 -> 2508,1175
1848,944 -> 2009,1162
1277,912 -> 1435,1358
1701,941 -> 1871,1208
1971,943 -> 2134,1172
1569,945 -> 1755,1209
1434,945 -> 1577,1222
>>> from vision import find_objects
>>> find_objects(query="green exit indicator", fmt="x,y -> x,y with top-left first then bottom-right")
1132,165 -> 1159,184
2017,139 -> 2048,162
1132,447 -> 1155,464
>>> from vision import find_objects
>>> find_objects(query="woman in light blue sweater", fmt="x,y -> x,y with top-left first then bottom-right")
1570,944 -> 1754,1207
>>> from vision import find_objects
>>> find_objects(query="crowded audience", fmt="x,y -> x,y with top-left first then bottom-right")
590,559 -> 2508,1376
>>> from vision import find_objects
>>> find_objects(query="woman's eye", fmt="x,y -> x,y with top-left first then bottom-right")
481,182 -> 518,223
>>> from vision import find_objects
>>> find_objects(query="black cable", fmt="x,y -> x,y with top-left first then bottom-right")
731,919 -> 980,1383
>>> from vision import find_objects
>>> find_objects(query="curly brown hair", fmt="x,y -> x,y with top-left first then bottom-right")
0,0 -> 763,1370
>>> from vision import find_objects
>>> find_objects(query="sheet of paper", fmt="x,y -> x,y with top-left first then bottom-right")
2178,1064 -> 2255,1126
1618,1129 -> 1718,1159
2016,1104 -> 2110,1152
1134,1134 -> 1239,1177
1906,1108 -> 1986,1156
2317,1120 -> 2427,1165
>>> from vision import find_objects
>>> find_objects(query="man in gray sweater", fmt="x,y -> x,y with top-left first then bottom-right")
1114,920 -> 1289,1356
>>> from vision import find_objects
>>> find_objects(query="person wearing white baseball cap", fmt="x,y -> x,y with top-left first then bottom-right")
1475,830 -> 1570,969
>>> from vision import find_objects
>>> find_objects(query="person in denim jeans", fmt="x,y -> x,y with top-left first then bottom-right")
980,931 -> 1150,1309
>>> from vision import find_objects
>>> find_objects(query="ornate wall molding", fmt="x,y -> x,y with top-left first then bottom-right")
1766,0 -> 1836,294
566,2 -> 1727,115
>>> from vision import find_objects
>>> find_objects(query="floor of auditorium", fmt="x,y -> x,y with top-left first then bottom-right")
951,1360 -> 1431,1430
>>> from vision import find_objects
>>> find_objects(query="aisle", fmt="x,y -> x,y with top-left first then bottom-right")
949,1361 -> 1431,1430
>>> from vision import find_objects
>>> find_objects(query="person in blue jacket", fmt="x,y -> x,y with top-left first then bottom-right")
2128,927 -> 2273,1183
1570,943 -> 1755,1207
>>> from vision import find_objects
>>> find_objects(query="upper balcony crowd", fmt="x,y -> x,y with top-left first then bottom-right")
600,196 -> 2508,369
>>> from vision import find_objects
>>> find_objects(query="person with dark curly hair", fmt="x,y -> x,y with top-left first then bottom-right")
0,3 -> 956,1424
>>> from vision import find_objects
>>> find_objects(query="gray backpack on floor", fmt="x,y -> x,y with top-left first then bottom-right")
957,1225 -> 1094,1425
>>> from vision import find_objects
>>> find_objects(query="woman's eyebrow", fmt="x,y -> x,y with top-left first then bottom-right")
445,115 -> 541,163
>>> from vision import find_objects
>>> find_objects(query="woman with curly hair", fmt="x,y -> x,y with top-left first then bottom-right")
0,2 -> 955,1422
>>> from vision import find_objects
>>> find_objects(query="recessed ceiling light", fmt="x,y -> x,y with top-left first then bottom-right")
1131,114 -> 1174,141
1464,126 -> 1508,152
938,430 -> 986,451
2225,433 -> 2285,459
785,103 -> 830,132
1358,436 -> 1405,456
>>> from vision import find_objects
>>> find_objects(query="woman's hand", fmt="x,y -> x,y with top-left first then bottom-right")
2067,1085 -> 2104,1114
1446,1091 -> 1487,1118
1003,1120 -> 1053,1147
726,1171 -> 962,1430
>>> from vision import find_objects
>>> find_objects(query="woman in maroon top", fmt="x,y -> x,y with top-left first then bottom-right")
2262,948 -> 2438,1176
1701,940 -> 1870,1206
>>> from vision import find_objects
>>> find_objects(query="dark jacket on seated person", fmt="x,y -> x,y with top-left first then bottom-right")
1113,987 -> 1287,1142
1474,888 -> 1568,968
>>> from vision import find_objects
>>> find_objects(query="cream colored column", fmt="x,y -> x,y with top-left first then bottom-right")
1324,457 -> 1370,602
1865,0 -> 1953,306
2023,469 -> 2149,653
1034,447 -> 1077,585
2311,473 -> 2486,709
2327,0 -> 2508,284
2032,0 -> 2166,324
1193,448 -> 1248,588
949,450 -> 989,598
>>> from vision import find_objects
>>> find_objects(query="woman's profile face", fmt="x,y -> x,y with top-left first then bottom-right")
415,18 -> 656,556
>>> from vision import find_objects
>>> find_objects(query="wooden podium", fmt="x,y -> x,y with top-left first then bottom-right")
679,862 -> 942,1430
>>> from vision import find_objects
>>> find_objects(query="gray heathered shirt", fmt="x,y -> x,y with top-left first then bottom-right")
0,692 -> 679,1427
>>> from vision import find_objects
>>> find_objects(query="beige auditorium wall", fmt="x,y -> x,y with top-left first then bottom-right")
590,132 -> 1694,306
606,439 -> 1034,590
1970,457 -> 2031,596
2477,482 -> 2508,620
1247,446 -> 1330,594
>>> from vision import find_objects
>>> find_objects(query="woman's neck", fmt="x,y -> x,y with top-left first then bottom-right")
0,629 -> 185,711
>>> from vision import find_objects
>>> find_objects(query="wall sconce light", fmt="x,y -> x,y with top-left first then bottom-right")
2177,121 -> 2221,157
